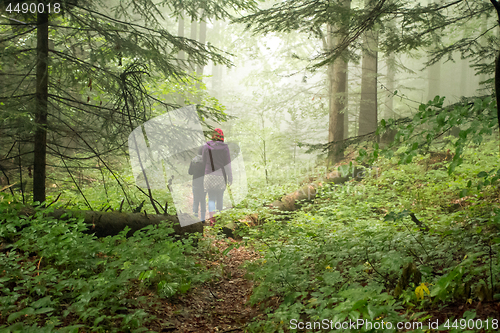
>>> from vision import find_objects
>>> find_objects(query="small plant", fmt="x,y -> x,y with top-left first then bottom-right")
0,195 -> 209,332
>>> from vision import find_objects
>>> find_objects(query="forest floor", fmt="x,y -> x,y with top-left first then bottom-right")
2,141 -> 500,333
139,236 -> 500,333
139,142 -> 500,333
145,236 -> 263,333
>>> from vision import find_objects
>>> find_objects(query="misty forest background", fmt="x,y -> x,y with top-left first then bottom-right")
1,0 -> 500,332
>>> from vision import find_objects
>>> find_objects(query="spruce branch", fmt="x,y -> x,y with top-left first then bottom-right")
0,27 -> 35,43
51,113 -> 133,208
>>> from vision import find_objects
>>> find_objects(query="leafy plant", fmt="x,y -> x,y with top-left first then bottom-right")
0,195 -> 208,332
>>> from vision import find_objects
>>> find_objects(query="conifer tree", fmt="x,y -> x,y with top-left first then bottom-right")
0,0 -> 257,204
358,0 -> 378,137
235,0 -> 499,158
490,0 -> 500,132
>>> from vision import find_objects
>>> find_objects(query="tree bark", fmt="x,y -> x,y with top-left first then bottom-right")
427,57 -> 440,101
496,52 -> 500,133
427,1 -> 441,103
327,1 -> 350,165
328,59 -> 346,164
177,11 -> 185,106
20,208 -> 203,238
270,166 -> 372,212
190,19 -> 197,72
479,15 -> 489,86
381,51 -> 397,145
195,18 -> 207,94
344,70 -> 349,139
358,17 -> 378,137
460,55 -> 468,97
489,0 -> 500,134
384,53 -> 395,120
177,12 -> 185,64
196,19 -> 207,78
33,10 -> 49,204
211,22 -> 222,98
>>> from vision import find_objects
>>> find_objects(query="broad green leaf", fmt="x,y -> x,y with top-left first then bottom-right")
222,244 -> 235,256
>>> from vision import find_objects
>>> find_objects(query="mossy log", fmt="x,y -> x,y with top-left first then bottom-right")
21,208 -> 203,238
223,166 -> 371,237
269,166 -> 371,213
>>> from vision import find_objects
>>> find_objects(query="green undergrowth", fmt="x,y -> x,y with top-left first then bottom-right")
0,200 -> 208,332
239,139 -> 500,332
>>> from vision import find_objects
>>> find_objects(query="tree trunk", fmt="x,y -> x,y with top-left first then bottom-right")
196,18 -> 207,94
493,0 -> 500,133
381,51 -> 397,145
358,0 -> 378,137
196,20 -> 207,77
460,57 -> 468,97
344,70 -> 349,139
427,4 -> 441,102
450,43 -> 469,138
270,165 -> 372,212
427,58 -> 440,102
177,12 -> 185,106
211,63 -> 222,98
190,19 -> 197,72
327,4 -> 349,164
498,21 -> 500,139
328,59 -> 346,163
177,13 -> 185,63
496,51 -> 500,133
33,11 -> 49,204
479,15 -> 488,86
384,53 -> 395,120
20,208 -> 203,238
211,22 -> 222,98
259,113 -> 269,183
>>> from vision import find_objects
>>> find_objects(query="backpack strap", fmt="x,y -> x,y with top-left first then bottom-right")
208,147 -> 227,184
208,149 -> 215,172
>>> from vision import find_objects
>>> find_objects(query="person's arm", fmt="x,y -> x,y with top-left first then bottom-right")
201,145 -> 209,174
188,161 -> 194,175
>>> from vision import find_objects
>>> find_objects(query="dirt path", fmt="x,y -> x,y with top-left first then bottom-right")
146,237 -> 261,333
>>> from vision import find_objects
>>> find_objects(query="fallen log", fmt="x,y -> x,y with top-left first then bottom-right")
20,208 -> 203,238
219,166 -> 376,238
220,167 -> 370,238
269,165 -> 372,212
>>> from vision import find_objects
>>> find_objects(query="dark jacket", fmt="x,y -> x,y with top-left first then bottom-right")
201,141 -> 232,184
188,154 -> 205,188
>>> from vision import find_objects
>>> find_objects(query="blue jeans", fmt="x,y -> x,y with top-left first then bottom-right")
192,187 -> 206,221
207,189 -> 224,215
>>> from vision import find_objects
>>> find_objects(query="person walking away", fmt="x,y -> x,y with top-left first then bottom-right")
188,146 -> 206,221
202,128 -> 232,226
